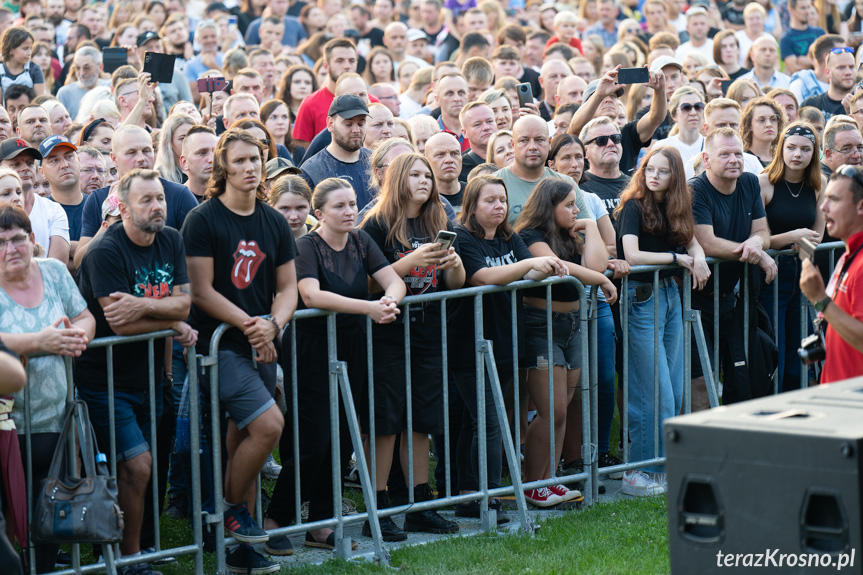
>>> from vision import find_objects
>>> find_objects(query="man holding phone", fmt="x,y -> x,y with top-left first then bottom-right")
800,166 -> 863,383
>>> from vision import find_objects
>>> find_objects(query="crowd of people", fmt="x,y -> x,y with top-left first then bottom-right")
0,0 -> 863,573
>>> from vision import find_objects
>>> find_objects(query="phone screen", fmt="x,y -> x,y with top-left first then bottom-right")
616,67 -> 649,85
434,230 -> 457,251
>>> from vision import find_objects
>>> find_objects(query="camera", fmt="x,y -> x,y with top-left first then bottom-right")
798,319 -> 826,365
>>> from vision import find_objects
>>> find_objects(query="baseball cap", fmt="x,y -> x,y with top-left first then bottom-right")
137,31 -> 161,48
39,135 -> 77,158
0,138 -> 42,161
101,192 -> 120,221
407,28 -> 427,43
328,94 -> 370,119
649,55 -> 684,73
583,79 -> 624,103
266,157 -> 301,180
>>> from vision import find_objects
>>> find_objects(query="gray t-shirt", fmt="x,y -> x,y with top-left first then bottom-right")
57,79 -> 111,120
0,258 -> 87,433
493,166 -> 591,224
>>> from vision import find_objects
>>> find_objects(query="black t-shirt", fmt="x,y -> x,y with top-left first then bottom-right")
636,106 -> 672,143
459,150 -> 484,182
74,224 -> 188,392
449,225 -> 531,367
721,3 -> 745,27
618,121 -> 649,175
361,27 -> 385,47
295,229 -> 389,335
440,181 -> 465,211
519,227 -> 582,301
728,67 -> 750,81
690,171 -> 766,293
521,67 -> 542,103
362,217 -> 455,349
181,197 -> 297,355
801,93 -> 846,121
616,199 -> 682,283
51,195 -> 86,242
579,172 -> 631,222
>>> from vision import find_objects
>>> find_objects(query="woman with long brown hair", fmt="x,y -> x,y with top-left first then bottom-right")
613,145 -> 709,497
360,152 -> 464,539
741,96 -> 785,166
757,121 -> 826,391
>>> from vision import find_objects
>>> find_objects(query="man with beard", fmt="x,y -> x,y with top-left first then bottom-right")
495,115 -> 590,223
301,94 -> 375,209
802,48 -> 856,122
16,105 -> 50,148
57,46 -> 108,119
44,0 -> 72,54
0,138 -> 69,262
458,102 -> 495,182
179,126 -> 217,202
40,135 -> 84,271
75,168 -> 196,575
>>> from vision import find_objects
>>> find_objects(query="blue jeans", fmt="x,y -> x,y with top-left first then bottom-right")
167,339 -> 188,497
589,298 -> 616,454
625,278 -> 684,473
760,255 -> 804,392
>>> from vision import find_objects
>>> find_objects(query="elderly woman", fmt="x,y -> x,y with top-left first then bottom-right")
0,199 -> 95,573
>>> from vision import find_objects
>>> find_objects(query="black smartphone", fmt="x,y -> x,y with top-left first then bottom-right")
197,76 -> 227,93
434,230 -> 457,251
143,52 -> 177,84
798,237 -> 817,263
720,79 -> 733,95
344,29 -> 359,39
517,82 -> 533,108
635,285 -> 653,303
616,67 -> 649,85
102,47 -> 127,74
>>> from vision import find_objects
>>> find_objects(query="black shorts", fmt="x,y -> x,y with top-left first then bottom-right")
371,339 -> 443,436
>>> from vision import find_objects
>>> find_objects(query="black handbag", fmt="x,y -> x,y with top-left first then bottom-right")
31,400 -> 124,544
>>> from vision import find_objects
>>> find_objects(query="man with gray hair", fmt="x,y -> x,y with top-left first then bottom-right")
57,45 -> 109,119
222,93 -> 261,131
579,116 -> 628,220
821,120 -> 863,178
186,20 -> 224,102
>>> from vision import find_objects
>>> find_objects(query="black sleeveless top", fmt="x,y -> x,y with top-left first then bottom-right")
765,178 -> 817,249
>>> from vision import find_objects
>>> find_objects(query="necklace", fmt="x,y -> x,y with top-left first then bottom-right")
784,179 -> 804,198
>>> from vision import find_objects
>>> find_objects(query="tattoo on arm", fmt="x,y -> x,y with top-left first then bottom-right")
177,284 -> 191,296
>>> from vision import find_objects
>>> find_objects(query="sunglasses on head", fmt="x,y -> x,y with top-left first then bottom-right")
678,102 -> 705,113
835,164 -> 863,188
585,133 -> 622,147
831,47 -> 854,55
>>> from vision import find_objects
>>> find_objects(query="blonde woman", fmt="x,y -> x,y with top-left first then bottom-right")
655,87 -> 706,165
154,113 -> 196,183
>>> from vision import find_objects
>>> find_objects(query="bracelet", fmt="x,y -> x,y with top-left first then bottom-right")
670,251 -> 678,265
269,316 -> 281,336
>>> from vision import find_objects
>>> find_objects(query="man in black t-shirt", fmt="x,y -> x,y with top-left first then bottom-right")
75,169 -> 197,575
690,128 -> 777,410
579,116 -> 630,222
569,66 -> 667,175
427,132 -> 466,212
801,48 -> 856,122
181,129 -> 297,571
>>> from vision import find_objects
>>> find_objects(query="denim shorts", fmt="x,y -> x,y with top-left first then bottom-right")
522,304 -> 582,371
77,386 -> 162,463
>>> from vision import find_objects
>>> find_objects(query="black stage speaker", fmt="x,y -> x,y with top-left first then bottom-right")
665,378 -> 863,574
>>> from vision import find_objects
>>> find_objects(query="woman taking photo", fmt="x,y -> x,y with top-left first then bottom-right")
515,179 -> 616,507
655,87 -> 705,166
742,96 -> 786,166
614,146 -> 710,496
757,122 -> 825,392
450,175 -> 568,511
154,113 -> 195,184
270,175 -> 313,241
361,153 -> 464,539
0,202 -> 95,572
264,178 -> 405,553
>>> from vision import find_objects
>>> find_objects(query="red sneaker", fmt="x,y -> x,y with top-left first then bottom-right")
524,487 -> 564,507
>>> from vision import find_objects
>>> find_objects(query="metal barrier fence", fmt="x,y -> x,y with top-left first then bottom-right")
10,241 -> 844,573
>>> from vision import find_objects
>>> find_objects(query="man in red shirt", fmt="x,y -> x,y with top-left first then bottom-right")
801,165 -> 863,383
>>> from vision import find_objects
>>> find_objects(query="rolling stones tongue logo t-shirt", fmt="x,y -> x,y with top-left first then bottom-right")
181,196 -> 296,355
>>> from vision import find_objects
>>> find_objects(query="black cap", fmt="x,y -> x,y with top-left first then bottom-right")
0,138 -> 41,161
327,94 -> 370,119
205,1 -> 230,14
137,31 -> 161,47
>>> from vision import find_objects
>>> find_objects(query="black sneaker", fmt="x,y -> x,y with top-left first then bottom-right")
225,502 -> 269,543
404,508 -> 459,534
164,493 -> 188,520
362,516 -> 407,542
454,498 -> 510,525
225,544 -> 280,574
598,452 -> 624,480
203,523 -> 217,553
264,533 -> 294,556
118,562 -> 162,575
55,550 -> 71,567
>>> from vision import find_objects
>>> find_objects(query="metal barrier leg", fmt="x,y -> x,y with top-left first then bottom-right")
187,351 -> 204,575
332,360 -> 390,565
482,344 -> 535,534
690,310 -> 719,408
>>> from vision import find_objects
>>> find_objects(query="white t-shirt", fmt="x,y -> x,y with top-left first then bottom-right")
581,190 -> 607,301
734,31 -> 773,67
399,93 -> 423,119
654,134 -> 706,167
29,193 -> 69,254
684,151 -> 765,180
675,40 -> 716,64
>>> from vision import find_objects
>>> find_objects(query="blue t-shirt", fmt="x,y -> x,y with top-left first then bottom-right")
244,16 -> 307,47
80,178 -> 199,239
185,52 -> 224,82
301,147 -> 374,210
51,196 -> 86,241
779,26 -> 826,59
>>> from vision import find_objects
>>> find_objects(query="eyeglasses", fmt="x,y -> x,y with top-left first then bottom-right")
584,133 -> 622,147
80,167 -> 106,175
678,102 -> 705,113
833,145 -> 863,156
645,166 -> 670,177
831,47 -> 854,56
0,234 -> 29,251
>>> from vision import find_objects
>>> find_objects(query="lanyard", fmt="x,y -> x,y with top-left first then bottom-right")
832,243 -> 863,299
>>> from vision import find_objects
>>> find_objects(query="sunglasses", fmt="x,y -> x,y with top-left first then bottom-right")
678,102 -> 705,113
831,47 -> 854,55
585,133 -> 622,147
835,164 -> 863,188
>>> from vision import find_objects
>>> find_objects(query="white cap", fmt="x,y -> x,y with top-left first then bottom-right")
407,28 -> 427,43
649,55 -> 684,73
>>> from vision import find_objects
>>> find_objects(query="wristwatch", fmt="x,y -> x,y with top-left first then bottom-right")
814,296 -> 832,312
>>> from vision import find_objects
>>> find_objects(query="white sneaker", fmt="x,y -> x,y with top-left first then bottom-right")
261,454 -> 282,480
621,470 -> 666,497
